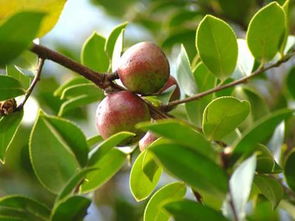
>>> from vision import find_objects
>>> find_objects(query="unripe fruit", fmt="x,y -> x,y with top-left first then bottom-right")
96,91 -> 150,143
139,132 -> 158,151
158,76 -> 180,102
117,42 -> 170,95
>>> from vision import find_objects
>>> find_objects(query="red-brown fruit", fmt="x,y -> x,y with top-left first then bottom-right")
158,76 -> 181,102
139,131 -> 158,151
117,42 -> 170,95
96,91 -> 150,142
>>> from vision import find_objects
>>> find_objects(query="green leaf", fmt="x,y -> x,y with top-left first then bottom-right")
130,151 -> 162,201
0,11 -> 44,65
256,144 -> 282,174
81,32 -> 109,72
241,87 -> 269,121
246,2 -> 286,61
0,75 -> 25,100
88,131 -> 135,165
137,119 -> 215,160
186,62 -> 217,126
112,29 -> 125,72
232,109 -> 293,163
87,135 -> 103,148
60,83 -> 104,100
56,168 -> 98,202
42,114 -> 89,167
176,45 -> 197,96
81,148 -> 126,193
196,15 -> 238,80
0,111 -> 23,162
223,155 -> 256,221
30,111 -> 84,193
58,95 -> 99,116
202,96 -> 250,140
150,142 -> 228,197
54,77 -> 90,97
286,66 -> 295,99
156,85 -> 177,105
6,65 -> 31,89
143,182 -> 186,221
0,195 -> 50,221
254,175 -> 283,209
51,196 -> 90,221
0,0 -> 66,37
165,199 -> 228,221
105,22 -> 128,58
284,150 -> 295,192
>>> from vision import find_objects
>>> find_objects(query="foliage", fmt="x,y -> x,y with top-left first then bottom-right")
0,0 -> 295,220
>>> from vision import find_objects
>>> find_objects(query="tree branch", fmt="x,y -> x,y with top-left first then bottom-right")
30,43 -> 118,90
16,57 -> 45,110
163,51 -> 295,110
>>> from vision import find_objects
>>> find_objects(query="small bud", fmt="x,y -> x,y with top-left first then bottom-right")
0,99 -> 17,116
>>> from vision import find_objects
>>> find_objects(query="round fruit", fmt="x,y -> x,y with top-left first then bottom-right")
139,131 -> 158,151
117,42 -> 170,95
96,91 -> 150,142
158,76 -> 180,102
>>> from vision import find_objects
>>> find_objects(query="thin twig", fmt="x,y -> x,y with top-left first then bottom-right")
191,188 -> 203,204
16,58 -> 45,110
164,51 -> 295,110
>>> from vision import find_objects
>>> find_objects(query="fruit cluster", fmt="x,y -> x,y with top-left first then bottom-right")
96,42 -> 180,150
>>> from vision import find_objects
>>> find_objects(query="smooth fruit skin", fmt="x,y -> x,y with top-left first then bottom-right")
96,91 -> 150,142
158,76 -> 180,102
139,131 -> 158,151
117,42 -> 170,95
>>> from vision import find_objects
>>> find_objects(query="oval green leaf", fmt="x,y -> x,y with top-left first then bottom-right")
246,2 -> 286,61
144,182 -> 186,221
0,0 -> 66,37
81,32 -> 109,72
130,151 -> 162,201
0,11 -> 44,65
202,96 -> 250,140
105,22 -> 128,58
196,15 -> 238,80
0,75 -> 25,100
30,111 -> 84,193
0,111 -> 23,162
